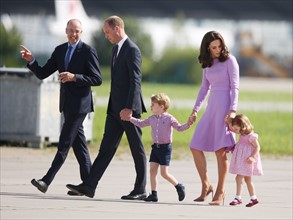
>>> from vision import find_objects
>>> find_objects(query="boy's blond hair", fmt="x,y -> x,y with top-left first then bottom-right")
151,93 -> 170,111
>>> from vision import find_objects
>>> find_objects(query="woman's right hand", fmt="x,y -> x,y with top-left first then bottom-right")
188,110 -> 197,125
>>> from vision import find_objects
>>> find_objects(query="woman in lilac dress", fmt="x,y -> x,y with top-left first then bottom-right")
188,31 -> 239,205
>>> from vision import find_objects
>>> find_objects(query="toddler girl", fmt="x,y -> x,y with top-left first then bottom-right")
227,114 -> 264,207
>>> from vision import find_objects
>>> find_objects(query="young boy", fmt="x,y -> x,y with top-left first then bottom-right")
128,93 -> 192,202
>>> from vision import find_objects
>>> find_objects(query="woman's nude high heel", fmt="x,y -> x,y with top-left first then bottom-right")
209,191 -> 225,206
193,185 -> 214,202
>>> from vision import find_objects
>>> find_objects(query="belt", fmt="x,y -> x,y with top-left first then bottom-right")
152,143 -> 170,148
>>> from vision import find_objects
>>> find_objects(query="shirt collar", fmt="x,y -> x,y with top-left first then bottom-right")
116,35 -> 128,55
68,40 -> 80,50
155,112 -> 168,118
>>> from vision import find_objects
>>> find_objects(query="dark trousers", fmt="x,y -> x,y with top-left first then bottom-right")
42,111 -> 91,185
86,113 -> 147,193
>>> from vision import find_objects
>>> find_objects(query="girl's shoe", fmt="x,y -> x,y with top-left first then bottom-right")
144,194 -> 158,202
209,191 -> 225,206
193,185 -> 214,202
246,199 -> 259,207
229,198 -> 242,206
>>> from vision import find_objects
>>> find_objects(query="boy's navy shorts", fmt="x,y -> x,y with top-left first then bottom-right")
149,143 -> 172,166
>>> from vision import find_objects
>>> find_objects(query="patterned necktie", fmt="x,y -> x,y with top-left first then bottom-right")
112,45 -> 118,66
64,45 -> 73,70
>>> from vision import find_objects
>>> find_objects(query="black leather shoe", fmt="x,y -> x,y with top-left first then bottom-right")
66,183 -> 95,198
144,194 -> 158,202
121,191 -> 147,200
67,190 -> 84,196
176,183 -> 185,201
31,179 -> 48,193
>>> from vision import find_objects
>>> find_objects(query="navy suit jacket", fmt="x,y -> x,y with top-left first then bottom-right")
107,38 -> 146,116
27,41 -> 102,113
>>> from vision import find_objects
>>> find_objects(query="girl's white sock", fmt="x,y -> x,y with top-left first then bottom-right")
251,195 -> 257,200
235,195 -> 241,200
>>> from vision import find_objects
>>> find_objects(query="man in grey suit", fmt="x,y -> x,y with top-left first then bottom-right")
20,19 -> 102,195
67,15 -> 147,200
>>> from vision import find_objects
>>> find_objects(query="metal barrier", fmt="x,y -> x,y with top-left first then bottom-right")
0,67 -> 93,148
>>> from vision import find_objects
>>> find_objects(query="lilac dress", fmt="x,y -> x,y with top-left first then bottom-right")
229,133 -> 263,176
189,55 -> 239,152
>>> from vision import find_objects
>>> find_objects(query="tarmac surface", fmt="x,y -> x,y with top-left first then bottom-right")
0,147 -> 292,220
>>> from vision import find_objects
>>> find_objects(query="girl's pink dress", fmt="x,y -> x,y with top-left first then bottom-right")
229,133 -> 264,176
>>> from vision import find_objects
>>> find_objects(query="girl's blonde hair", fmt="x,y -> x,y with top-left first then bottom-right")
232,114 -> 254,135
151,93 -> 170,111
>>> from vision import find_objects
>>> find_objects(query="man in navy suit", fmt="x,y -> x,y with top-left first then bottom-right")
20,19 -> 102,195
67,15 -> 147,200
